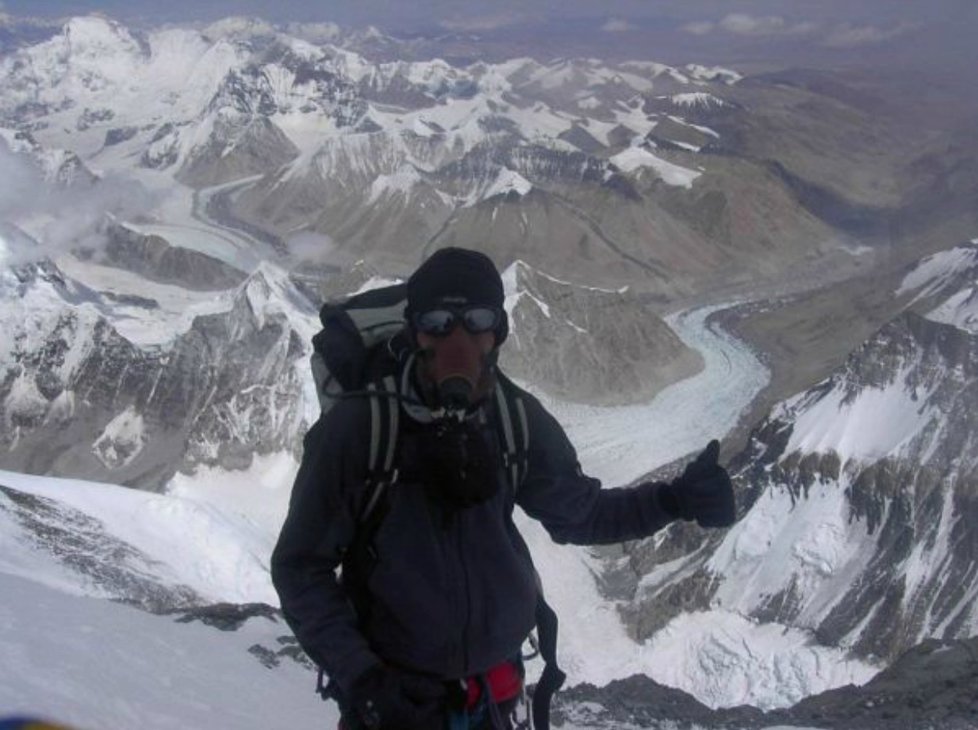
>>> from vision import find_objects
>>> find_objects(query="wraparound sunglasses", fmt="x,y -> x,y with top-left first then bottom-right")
412,306 -> 502,336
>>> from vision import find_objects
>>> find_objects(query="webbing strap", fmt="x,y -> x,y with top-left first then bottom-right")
532,596 -> 566,730
515,397 -> 529,482
380,375 -> 399,473
494,382 -> 529,493
494,384 -> 520,491
366,382 -> 382,475
361,377 -> 399,524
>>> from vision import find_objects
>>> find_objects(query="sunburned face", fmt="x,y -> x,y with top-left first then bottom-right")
416,325 -> 496,405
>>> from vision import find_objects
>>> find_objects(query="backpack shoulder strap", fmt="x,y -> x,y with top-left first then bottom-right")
493,376 -> 530,493
326,376 -> 401,702
532,593 -> 566,730
360,375 -> 400,523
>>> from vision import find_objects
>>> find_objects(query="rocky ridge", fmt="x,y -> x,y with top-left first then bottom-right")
501,261 -> 702,405
0,259 -> 313,488
605,243 -> 978,668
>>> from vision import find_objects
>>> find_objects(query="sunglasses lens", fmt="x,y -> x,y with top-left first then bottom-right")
462,307 -> 499,334
415,307 -> 500,336
415,309 -> 457,335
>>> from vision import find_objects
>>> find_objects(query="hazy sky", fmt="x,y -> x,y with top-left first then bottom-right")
3,0 -> 973,33
2,0 -> 977,74
1,0 -> 972,25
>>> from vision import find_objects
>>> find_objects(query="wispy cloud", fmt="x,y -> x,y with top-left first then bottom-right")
682,20 -> 715,36
0,7 -> 62,29
284,22 -> 341,44
601,18 -> 637,33
202,16 -> 277,41
683,11 -> 917,49
717,13 -> 819,37
0,143 -> 157,267
823,22 -> 916,48
438,14 -> 527,33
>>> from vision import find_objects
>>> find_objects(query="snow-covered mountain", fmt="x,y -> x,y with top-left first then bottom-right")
0,257 -> 317,488
0,15 -> 905,294
501,261 -> 702,405
611,241 -> 978,669
3,277 -> 977,729
3,12 -> 978,730
0,241 -> 692,487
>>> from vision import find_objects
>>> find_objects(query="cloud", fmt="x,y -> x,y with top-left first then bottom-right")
285,231 -> 339,263
719,13 -> 786,35
823,22 -> 916,48
720,13 -> 818,36
438,14 -> 525,32
284,22 -> 341,43
602,18 -> 637,33
0,8 -> 61,29
684,13 -> 819,38
202,16 -> 277,41
0,143 -> 158,267
681,11 -> 916,48
682,20 -> 715,36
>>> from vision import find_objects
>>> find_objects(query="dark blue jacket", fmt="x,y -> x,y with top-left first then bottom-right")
271,376 -> 675,694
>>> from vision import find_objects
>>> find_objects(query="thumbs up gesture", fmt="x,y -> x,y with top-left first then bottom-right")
668,440 -> 736,528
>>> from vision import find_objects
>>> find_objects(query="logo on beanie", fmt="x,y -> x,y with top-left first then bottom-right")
440,295 -> 470,305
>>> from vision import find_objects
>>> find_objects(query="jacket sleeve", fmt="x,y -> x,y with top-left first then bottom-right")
271,399 -> 379,694
514,392 -> 676,545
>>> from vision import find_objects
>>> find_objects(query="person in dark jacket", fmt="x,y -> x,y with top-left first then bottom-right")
271,247 -> 736,730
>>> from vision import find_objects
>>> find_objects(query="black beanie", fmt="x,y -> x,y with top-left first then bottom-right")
406,247 -> 505,313
406,247 -> 508,343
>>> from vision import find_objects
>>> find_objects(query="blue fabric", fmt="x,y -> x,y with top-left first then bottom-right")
0,719 -> 71,730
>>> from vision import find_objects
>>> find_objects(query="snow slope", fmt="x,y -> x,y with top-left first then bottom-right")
0,570 -> 826,729
0,469 -> 276,605
0,572 -> 333,730
894,242 -> 978,334
610,146 -> 702,189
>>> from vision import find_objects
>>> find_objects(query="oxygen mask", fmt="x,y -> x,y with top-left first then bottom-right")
436,376 -> 474,417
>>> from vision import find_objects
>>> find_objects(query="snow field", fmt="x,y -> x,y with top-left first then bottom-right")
896,245 -> 978,301
638,611 -> 876,711
0,573 -> 334,730
0,469 -> 278,605
0,567 -> 829,730
927,284 -> 978,334
610,147 -> 702,189
782,361 -> 939,464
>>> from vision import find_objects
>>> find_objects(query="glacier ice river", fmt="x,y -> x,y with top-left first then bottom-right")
519,305 -> 877,710
534,303 -> 771,487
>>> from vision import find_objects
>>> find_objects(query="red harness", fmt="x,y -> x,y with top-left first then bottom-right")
464,660 -> 523,708
337,661 -> 522,729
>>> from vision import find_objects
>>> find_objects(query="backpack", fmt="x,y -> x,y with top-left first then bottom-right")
310,283 -> 566,730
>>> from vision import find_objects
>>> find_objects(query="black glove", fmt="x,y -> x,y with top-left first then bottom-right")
348,665 -> 446,730
659,440 -> 736,528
